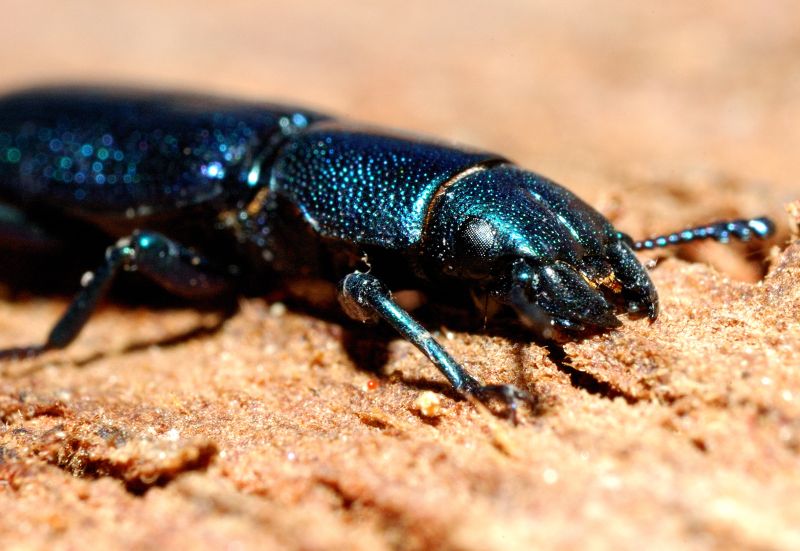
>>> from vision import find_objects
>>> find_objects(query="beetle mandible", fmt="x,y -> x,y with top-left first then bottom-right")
0,87 -> 775,418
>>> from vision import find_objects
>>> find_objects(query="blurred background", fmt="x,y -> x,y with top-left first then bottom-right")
1,0 -> 798,201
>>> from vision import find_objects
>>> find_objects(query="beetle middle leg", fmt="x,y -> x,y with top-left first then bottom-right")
0,230 -> 231,360
338,271 -> 534,420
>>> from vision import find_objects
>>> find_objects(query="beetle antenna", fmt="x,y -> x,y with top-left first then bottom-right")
630,216 -> 775,251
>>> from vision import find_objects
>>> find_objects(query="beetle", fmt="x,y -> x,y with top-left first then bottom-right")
0,87 -> 775,418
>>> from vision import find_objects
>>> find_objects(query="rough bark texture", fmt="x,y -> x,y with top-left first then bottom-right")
1,2 -> 799,550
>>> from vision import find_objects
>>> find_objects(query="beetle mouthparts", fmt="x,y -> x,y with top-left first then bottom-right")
605,240 -> 660,321
507,260 -> 621,336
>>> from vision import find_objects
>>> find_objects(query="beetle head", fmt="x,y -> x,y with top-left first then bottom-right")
422,166 -> 657,336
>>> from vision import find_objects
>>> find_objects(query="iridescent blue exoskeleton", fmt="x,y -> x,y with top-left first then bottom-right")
0,87 -> 775,419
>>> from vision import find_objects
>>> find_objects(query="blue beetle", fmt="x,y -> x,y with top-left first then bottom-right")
0,87 -> 774,418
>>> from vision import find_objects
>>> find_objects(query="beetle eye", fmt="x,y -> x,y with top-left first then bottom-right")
456,216 -> 498,264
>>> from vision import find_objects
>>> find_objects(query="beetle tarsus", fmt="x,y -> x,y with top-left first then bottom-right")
0,345 -> 46,361
464,381 -> 535,424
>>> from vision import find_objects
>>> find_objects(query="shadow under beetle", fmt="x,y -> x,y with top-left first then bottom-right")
0,87 -> 775,418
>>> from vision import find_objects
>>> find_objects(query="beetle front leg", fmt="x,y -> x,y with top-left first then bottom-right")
338,271 -> 533,421
0,230 -> 231,360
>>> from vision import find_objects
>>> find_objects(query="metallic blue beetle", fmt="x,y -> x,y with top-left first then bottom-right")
0,87 -> 774,417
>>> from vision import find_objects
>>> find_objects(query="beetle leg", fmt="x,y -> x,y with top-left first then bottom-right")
338,271 -> 534,420
0,230 -> 231,360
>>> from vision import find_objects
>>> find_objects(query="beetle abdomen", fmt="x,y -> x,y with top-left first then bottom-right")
0,87 -> 324,219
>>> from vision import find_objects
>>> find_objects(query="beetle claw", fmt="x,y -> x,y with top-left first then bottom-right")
466,382 -> 535,424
